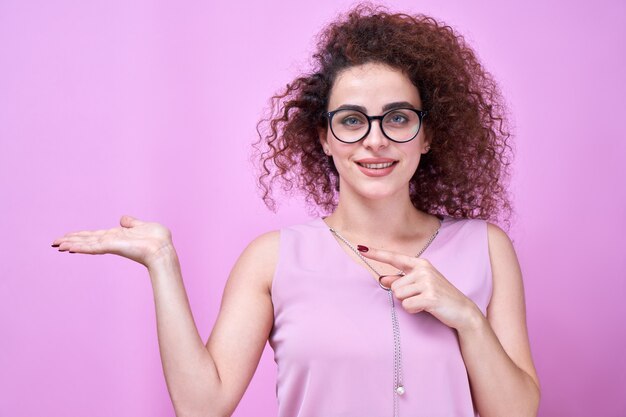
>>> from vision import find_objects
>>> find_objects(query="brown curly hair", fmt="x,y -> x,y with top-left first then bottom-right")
253,3 -> 514,227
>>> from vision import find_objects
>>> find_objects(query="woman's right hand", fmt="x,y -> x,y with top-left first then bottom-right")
51,215 -> 176,269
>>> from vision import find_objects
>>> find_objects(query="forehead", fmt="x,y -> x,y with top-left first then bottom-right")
328,63 -> 422,111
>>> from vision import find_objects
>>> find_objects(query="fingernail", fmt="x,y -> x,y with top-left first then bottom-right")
69,251 -> 75,254
51,244 -> 59,247
357,245 -> 369,252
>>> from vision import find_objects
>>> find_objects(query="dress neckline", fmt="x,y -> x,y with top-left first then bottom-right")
316,215 -> 450,284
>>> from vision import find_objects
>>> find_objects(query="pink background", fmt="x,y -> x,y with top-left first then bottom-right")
1,0 -> 624,416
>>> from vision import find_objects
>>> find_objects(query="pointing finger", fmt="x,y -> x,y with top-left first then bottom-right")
357,244 -> 416,272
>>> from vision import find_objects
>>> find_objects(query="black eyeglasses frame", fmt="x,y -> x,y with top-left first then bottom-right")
325,107 -> 429,144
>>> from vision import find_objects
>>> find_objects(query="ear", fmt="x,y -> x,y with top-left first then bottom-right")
318,127 -> 332,156
421,131 -> 432,154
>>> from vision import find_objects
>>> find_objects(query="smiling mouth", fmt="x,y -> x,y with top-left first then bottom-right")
356,161 -> 397,169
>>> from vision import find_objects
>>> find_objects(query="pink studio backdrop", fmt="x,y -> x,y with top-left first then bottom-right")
1,1 -> 624,416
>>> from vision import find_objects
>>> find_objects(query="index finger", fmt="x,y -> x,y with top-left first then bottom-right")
357,244 -> 417,272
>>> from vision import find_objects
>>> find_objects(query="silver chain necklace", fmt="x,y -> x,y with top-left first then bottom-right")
328,218 -> 442,417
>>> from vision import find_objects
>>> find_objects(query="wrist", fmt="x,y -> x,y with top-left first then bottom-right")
456,303 -> 488,336
146,243 -> 180,272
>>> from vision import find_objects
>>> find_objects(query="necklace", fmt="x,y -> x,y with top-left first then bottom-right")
328,217 -> 442,417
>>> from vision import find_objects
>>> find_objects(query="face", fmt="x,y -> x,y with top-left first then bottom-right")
320,62 -> 430,202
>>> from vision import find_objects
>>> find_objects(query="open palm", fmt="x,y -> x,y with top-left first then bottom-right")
51,215 -> 174,268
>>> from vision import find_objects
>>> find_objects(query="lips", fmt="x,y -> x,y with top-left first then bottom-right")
355,158 -> 398,169
354,158 -> 398,177
358,161 -> 395,169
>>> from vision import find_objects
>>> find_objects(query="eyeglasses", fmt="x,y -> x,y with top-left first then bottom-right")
326,107 -> 428,144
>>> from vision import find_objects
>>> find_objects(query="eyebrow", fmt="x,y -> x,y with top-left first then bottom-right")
333,101 -> 418,113
383,101 -> 417,111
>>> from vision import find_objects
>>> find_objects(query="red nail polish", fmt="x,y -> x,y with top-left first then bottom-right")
357,245 -> 369,252
51,244 -> 59,247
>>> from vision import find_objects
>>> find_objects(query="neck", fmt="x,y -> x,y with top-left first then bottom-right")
325,186 -> 435,244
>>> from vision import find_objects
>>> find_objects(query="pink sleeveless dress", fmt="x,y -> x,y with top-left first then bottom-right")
268,215 -> 492,416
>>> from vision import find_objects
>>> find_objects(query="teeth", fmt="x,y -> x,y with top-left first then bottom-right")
359,162 -> 394,169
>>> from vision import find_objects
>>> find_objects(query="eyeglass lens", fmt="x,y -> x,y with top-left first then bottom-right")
330,108 -> 421,143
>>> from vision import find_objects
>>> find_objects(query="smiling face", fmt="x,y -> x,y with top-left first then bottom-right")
321,62 -> 430,203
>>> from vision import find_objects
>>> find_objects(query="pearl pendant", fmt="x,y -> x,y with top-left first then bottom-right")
396,385 -> 406,395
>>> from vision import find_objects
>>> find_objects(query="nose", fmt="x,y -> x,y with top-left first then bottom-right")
361,119 -> 389,150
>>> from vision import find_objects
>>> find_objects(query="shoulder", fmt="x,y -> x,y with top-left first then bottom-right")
486,222 -> 513,247
239,229 -> 281,267
484,222 -> 523,298
231,230 -> 281,293
485,222 -> 518,265
244,230 -> 281,254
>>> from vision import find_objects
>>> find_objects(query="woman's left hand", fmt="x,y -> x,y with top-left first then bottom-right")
359,245 -> 483,332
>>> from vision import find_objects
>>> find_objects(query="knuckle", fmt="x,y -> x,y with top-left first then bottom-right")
415,258 -> 430,267
422,290 -> 436,303
401,298 -> 418,313
418,269 -> 431,279
392,286 -> 403,298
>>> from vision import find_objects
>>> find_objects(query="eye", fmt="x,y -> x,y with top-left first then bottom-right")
343,116 -> 363,125
339,113 -> 367,128
386,112 -> 408,124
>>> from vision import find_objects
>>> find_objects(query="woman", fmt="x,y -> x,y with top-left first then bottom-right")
51,4 -> 540,417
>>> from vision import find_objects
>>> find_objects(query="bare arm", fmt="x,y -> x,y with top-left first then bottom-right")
457,223 -> 540,417
149,231 -> 277,417
52,216 -> 278,417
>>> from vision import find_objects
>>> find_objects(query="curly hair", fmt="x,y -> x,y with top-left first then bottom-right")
253,3 -> 514,227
